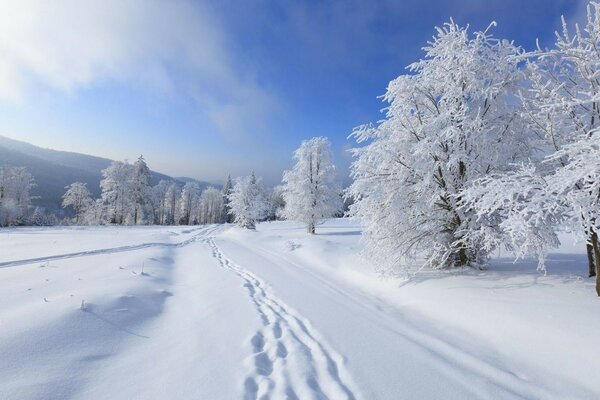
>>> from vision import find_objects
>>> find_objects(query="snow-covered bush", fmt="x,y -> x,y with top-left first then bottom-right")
281,137 -> 342,233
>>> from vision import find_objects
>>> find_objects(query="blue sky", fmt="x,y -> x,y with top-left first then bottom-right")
0,0 -> 587,185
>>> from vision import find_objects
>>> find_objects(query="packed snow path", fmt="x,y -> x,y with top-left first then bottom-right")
1,220 -> 600,399
206,237 -> 357,400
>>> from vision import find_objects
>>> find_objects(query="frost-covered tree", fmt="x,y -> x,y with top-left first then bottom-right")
228,174 -> 267,229
0,166 -> 35,227
198,187 -> 223,224
164,182 -> 180,225
281,137 -> 342,233
549,138 -> 600,294
347,21 -> 527,275
130,155 -> 151,225
266,185 -> 285,221
460,165 -> 564,272
179,181 -> 200,225
221,174 -> 234,223
62,182 -> 92,224
150,180 -> 170,225
460,3 -> 600,295
100,160 -> 133,224
84,199 -> 106,225
525,3 -> 600,282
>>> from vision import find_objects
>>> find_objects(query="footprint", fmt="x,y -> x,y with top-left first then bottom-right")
251,332 -> 265,353
285,387 -> 300,400
254,353 -> 273,376
243,378 -> 258,400
273,322 -> 282,339
276,342 -> 288,359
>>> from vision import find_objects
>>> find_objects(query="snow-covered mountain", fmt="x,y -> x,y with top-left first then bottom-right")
0,135 -> 215,212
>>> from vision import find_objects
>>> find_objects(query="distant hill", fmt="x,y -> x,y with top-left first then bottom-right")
0,135 -> 215,212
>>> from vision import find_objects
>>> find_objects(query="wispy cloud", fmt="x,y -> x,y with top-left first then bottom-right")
0,0 -> 277,138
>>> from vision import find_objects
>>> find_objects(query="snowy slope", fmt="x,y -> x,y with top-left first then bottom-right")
1,220 -> 599,399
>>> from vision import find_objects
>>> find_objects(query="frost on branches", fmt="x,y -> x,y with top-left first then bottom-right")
347,20 -> 528,276
461,3 -> 600,295
0,166 -> 35,227
62,182 -> 93,224
281,137 -> 342,234
228,173 -> 267,230
525,2 -> 600,288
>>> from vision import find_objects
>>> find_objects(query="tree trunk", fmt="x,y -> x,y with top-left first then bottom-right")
458,246 -> 468,267
587,241 -> 596,277
308,222 -> 315,234
591,231 -> 600,296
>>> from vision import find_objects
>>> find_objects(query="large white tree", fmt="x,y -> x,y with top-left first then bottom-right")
228,174 -> 267,229
281,137 -> 342,233
100,161 -> 133,224
347,21 -> 527,276
62,182 -> 93,224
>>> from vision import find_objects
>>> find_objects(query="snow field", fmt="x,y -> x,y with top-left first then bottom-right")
1,220 -> 600,399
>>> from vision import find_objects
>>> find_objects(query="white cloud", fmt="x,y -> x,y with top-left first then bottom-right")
0,0 -> 277,137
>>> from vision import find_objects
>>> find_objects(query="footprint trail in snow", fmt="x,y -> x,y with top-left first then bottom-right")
206,237 -> 359,400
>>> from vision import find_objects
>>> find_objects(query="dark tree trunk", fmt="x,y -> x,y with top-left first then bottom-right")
587,241 -> 596,278
308,222 -> 315,234
591,231 -> 600,296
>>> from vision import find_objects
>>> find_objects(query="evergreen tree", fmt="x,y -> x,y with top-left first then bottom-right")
228,174 -> 267,230
221,174 -> 234,223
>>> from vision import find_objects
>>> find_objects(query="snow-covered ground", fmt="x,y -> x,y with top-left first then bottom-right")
1,219 -> 598,399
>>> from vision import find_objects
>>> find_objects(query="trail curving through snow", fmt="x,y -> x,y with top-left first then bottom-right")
206,237 -> 359,400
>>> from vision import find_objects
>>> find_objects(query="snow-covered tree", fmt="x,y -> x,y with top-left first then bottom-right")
100,161 -> 133,224
198,187 -> 223,224
0,166 -> 35,227
460,165 -> 563,272
179,181 -> 200,225
62,182 -> 92,224
281,137 -> 342,233
347,21 -> 527,275
150,180 -> 170,225
549,138 -> 600,294
130,155 -> 151,225
84,199 -> 107,225
526,3 -> 600,284
164,182 -> 180,225
266,185 -> 285,221
460,3 -> 600,295
221,174 -> 234,223
228,174 -> 267,229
